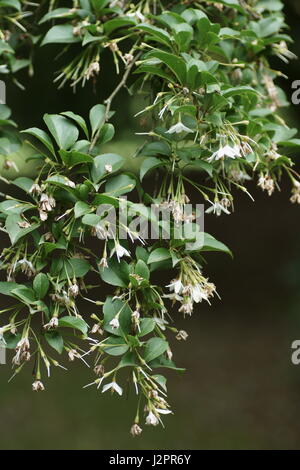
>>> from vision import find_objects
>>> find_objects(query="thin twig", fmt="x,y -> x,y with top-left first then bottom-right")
90,52 -> 141,150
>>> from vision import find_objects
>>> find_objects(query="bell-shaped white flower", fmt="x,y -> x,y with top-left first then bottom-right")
191,285 -> 208,303
109,316 -> 120,329
110,243 -> 131,262
205,202 -> 231,216
146,411 -> 159,426
166,122 -> 194,134
102,381 -> 123,396
166,279 -> 183,295
208,144 -> 241,162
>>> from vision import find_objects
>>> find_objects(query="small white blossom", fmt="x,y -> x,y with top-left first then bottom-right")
191,284 -> 208,303
109,316 -> 120,329
105,164 -> 113,173
102,381 -> 123,396
208,144 -> 241,162
166,122 -> 194,134
99,257 -> 108,269
145,411 -> 159,426
166,279 -> 183,295
43,317 -> 58,330
176,330 -> 189,341
205,202 -> 231,216
130,423 -> 142,437
290,181 -> 300,204
32,380 -> 45,392
110,243 -> 130,262
85,61 -> 100,80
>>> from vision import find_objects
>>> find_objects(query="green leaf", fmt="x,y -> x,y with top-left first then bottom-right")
33,273 -> 49,299
12,177 -> 35,193
135,259 -> 150,280
104,16 -> 136,34
102,336 -> 129,356
11,287 -> 36,304
41,25 -> 80,45
105,174 -> 136,196
103,297 -> 132,336
144,337 -> 169,363
61,111 -> 89,139
58,316 -> 88,335
99,258 -> 130,288
89,104 -> 106,137
0,1 -> 21,11
91,153 -> 124,183
39,8 -> 77,25
187,232 -> 232,255
0,200 -> 32,215
97,123 -> 115,145
45,331 -> 64,354
149,355 -> 185,372
59,149 -> 94,168
21,127 -> 55,155
118,351 -> 138,368
221,86 -> 259,98
147,50 -> 187,85
148,248 -> 171,264
44,114 -> 79,150
140,157 -> 164,180
61,258 -> 91,280
81,214 -> 101,226
5,214 -> 40,245
138,318 -> 155,337
74,201 -> 91,218
0,281 -> 21,296
137,24 -> 172,47
173,23 -> 193,52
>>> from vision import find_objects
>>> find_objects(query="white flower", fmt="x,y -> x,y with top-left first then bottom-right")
166,279 -> 183,295
105,164 -> 113,173
102,381 -> 123,396
166,122 -> 194,134
208,144 -> 241,162
39,193 -> 56,212
176,330 -> 189,341
191,284 -> 208,303
29,183 -> 42,195
110,243 -> 130,262
99,257 -> 108,269
205,202 -> 231,216
43,317 -> 58,330
258,174 -> 275,196
68,283 -> 79,297
230,170 -> 251,182
153,317 -> 168,330
109,316 -> 120,329
130,423 -> 142,436
85,61 -> 100,80
156,408 -> 173,415
178,301 -> 193,315
32,380 -> 45,392
145,411 -> 159,426
290,180 -> 300,204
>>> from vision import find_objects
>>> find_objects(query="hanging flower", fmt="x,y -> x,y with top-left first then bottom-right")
208,144 -> 241,162
166,122 -> 194,134
102,381 -> 123,396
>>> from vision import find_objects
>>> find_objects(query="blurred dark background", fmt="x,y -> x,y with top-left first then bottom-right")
1,0 -> 300,450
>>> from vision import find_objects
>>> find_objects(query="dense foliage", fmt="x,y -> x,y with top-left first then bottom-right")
0,0 -> 299,435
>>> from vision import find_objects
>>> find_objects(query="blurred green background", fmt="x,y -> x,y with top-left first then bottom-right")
1,1 -> 300,450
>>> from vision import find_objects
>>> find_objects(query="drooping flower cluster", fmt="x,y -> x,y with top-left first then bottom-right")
0,0 -> 299,437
